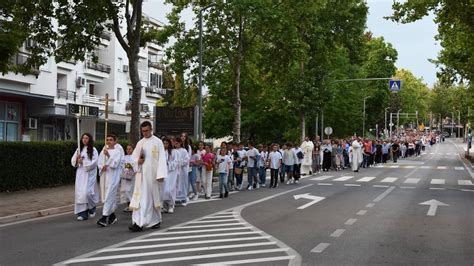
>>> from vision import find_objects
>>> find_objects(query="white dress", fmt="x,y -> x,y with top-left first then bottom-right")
120,155 -> 137,203
161,149 -> 179,208
71,147 -> 99,215
176,147 -> 190,202
98,147 -> 123,216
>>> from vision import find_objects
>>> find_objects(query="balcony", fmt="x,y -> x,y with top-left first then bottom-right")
84,60 -> 111,79
57,59 -> 76,71
100,32 -> 111,46
1,52 -> 39,84
125,101 -> 150,113
127,69 -> 148,85
56,89 -> 77,103
82,94 -> 114,112
145,86 -> 166,98
148,60 -> 163,69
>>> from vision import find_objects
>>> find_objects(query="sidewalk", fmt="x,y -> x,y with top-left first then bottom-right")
0,185 -> 75,225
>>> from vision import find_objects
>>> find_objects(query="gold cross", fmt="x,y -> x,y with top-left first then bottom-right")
152,146 -> 158,159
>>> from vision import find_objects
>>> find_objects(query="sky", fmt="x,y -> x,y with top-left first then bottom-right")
144,0 -> 441,87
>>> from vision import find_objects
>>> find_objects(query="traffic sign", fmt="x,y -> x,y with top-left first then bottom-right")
324,127 -> 333,135
389,79 -> 401,92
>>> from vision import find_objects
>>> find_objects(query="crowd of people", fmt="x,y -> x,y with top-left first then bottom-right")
71,121 -> 441,232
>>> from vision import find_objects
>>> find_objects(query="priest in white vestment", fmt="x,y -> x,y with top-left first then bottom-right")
300,137 -> 314,175
351,138 -> 363,172
129,122 -> 168,232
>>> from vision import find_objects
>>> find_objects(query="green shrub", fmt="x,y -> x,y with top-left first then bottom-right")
0,140 -> 129,192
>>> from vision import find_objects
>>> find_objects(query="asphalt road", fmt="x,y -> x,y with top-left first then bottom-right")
1,140 -> 473,266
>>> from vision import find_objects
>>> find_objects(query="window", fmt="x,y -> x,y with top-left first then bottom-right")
118,58 -> 123,71
88,84 -> 95,95
117,88 -> 122,102
1,102 -> 20,141
129,89 -> 133,101
6,104 -> 19,121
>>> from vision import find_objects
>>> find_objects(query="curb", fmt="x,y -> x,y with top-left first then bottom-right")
0,204 -> 74,225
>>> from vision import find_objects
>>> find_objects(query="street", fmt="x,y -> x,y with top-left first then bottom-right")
1,140 -> 473,266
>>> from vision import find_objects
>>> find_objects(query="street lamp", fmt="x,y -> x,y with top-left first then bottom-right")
396,109 -> 402,136
457,110 -> 461,138
198,3 -> 216,141
384,107 -> 390,135
362,96 -> 370,138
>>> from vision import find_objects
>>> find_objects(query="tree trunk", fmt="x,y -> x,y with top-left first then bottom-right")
232,15 -> 244,143
128,54 -> 141,144
300,111 -> 305,143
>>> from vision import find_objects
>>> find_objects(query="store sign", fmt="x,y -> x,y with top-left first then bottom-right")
154,107 -> 195,136
68,104 -> 99,118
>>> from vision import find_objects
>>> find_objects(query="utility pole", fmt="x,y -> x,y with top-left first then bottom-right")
315,113 -> 319,140
363,96 -> 370,138
384,107 -> 389,134
321,110 -> 324,140
397,109 -> 402,137
389,113 -> 393,139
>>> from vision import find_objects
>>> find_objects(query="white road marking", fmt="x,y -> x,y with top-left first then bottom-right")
317,183 -> 333,186
128,231 -> 261,243
356,210 -> 367,216
372,186 -> 396,202
366,203 -> 375,208
437,166 -> 447,169
333,176 -> 354,181
108,248 -> 290,265
419,199 -> 449,216
201,215 -> 235,219
454,167 -> 464,170
420,166 -> 431,169
345,184 -> 361,187
429,187 -> 445,190
330,229 -> 346,238
102,236 -> 272,252
458,180 -> 473,186
373,185 -> 390,188
390,165 -> 400,168
357,176 -> 376,182
461,189 -> 474,192
404,178 -> 420,184
194,256 -> 296,266
345,218 -> 357,225
189,219 -> 237,224
172,222 -> 245,229
400,186 -> 416,189
430,179 -> 445,185
403,165 -> 415,169
311,175 -> 333,181
150,227 -> 253,236
311,243 -> 330,253
380,177 -> 398,183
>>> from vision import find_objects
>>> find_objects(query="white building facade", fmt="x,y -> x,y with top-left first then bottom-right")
0,15 -> 165,142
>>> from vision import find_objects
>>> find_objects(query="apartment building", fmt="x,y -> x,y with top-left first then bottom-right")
0,14 -> 165,142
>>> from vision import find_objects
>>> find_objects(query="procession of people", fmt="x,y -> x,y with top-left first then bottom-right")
71,121 -> 441,232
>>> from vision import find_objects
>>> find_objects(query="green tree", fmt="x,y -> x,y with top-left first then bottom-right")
0,0 -> 168,144
388,0 -> 474,83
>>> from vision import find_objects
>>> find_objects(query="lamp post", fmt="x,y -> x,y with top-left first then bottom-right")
457,110 -> 461,138
198,3 -> 215,141
384,107 -> 389,136
362,96 -> 370,138
396,109 -> 402,137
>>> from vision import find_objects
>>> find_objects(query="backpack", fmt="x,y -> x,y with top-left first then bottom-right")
296,151 -> 304,159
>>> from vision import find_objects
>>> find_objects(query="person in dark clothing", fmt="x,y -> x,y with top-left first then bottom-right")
391,142 -> 400,163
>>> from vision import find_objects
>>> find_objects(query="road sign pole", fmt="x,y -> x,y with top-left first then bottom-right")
389,113 -> 393,139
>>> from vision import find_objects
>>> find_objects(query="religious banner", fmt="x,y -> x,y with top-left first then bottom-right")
154,107 -> 195,136
68,104 -> 99,118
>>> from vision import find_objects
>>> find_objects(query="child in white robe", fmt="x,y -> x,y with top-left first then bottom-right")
175,138 -> 190,206
120,144 -> 136,212
161,138 -> 179,213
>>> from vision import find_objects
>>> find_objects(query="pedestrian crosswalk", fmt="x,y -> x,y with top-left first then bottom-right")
374,165 -> 468,170
310,175 -> 473,188
59,210 -> 298,265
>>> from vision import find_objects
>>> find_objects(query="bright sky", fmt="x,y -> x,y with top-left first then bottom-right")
144,0 -> 441,87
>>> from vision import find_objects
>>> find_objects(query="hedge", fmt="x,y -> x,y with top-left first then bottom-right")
0,141 -> 129,192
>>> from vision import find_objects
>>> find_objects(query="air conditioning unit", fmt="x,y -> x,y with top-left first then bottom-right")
27,118 -> 38,129
123,65 -> 129,72
76,76 -> 85,87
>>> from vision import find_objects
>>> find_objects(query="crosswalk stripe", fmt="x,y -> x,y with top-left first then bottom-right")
454,167 -> 464,170
150,227 -> 253,236
380,177 -> 398,183
430,179 -> 445,185
311,175 -> 333,181
194,255 -> 296,265
390,165 -> 400,168
437,166 -> 447,169
107,248 -> 290,265
333,176 -> 354,181
189,219 -> 237,224
356,176 -> 376,182
129,231 -> 261,243
173,222 -> 245,229
420,166 -> 431,169
403,165 -> 415,169
101,236 -> 272,252
458,180 -> 473,186
404,178 -> 420,184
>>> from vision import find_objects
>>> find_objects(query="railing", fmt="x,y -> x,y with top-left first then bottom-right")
125,101 -> 149,112
56,89 -> 77,101
82,94 -> 105,106
148,61 -> 163,69
138,69 -> 148,82
86,60 -> 111,74
145,86 -> 166,94
9,52 -> 39,73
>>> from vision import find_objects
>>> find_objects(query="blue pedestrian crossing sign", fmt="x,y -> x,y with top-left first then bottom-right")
389,80 -> 401,92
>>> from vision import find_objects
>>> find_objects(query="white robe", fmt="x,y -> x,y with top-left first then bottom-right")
71,147 -> 99,215
161,149 -> 179,208
130,135 -> 168,228
120,155 -> 136,203
98,147 -> 123,216
301,140 -> 314,174
351,141 -> 363,171
176,147 -> 190,202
